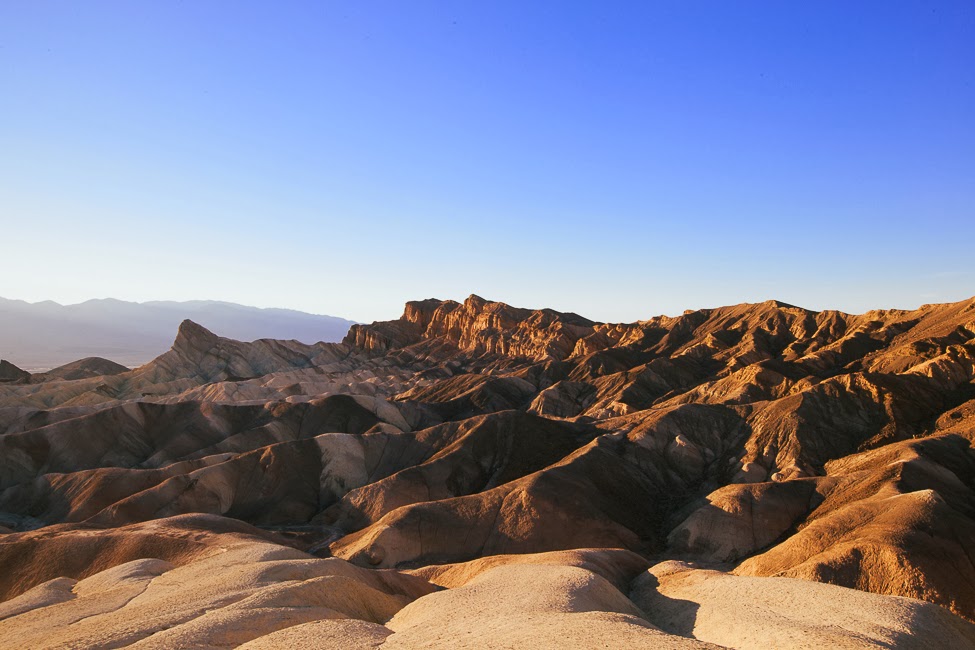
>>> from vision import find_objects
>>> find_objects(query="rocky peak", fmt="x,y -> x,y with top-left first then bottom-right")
0,359 -> 30,383
172,319 -> 220,357
349,295 -> 602,361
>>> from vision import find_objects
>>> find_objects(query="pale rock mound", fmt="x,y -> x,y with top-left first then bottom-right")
632,561 -> 975,649
0,533 -> 432,649
383,563 -> 720,648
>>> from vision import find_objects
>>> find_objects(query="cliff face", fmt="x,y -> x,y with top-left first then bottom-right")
347,294 -> 599,360
348,295 -> 975,389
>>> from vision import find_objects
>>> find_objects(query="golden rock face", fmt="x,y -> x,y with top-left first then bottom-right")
1,294 -> 975,647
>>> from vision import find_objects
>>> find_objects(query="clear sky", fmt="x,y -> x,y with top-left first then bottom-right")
1,1 -> 973,323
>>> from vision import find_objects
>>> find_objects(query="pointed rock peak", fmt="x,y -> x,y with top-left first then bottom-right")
173,319 -> 219,353
464,294 -> 488,310
0,359 -> 30,382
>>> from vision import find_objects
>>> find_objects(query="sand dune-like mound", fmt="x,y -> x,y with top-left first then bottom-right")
381,563 -> 720,649
30,357 -> 129,382
0,530 -> 433,649
407,547 -> 650,590
633,561 -> 975,649
0,514 -> 279,602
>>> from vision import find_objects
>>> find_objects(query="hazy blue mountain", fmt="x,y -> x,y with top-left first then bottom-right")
0,297 -> 357,370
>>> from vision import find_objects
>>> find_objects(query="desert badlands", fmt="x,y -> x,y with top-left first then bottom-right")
2,294 -> 975,648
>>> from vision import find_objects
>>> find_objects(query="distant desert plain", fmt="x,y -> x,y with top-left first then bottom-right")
1,294 -> 975,648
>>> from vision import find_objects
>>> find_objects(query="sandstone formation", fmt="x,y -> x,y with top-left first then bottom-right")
2,293 -> 975,646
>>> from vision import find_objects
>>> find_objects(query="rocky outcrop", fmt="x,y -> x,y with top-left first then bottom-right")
139,319 -> 320,384
348,294 -> 598,360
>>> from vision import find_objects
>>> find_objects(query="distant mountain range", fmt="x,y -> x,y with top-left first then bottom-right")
0,297 -> 357,370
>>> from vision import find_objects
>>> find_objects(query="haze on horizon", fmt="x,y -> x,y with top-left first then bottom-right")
2,2 -> 973,323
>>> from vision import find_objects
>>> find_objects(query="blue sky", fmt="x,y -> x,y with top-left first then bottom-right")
1,1 -> 973,323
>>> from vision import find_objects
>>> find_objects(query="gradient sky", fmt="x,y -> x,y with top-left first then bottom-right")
1,1 -> 973,323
